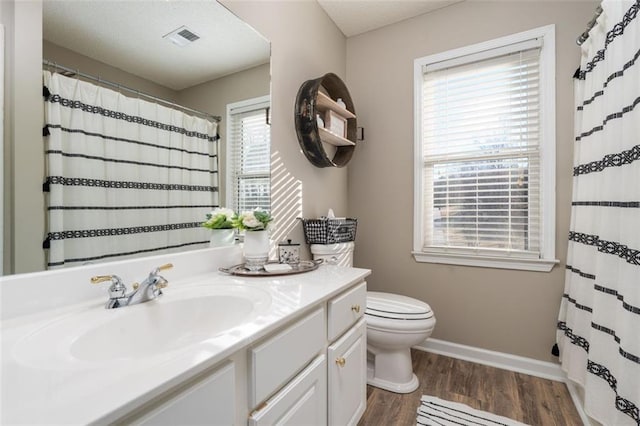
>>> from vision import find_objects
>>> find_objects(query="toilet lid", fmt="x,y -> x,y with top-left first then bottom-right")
365,292 -> 434,321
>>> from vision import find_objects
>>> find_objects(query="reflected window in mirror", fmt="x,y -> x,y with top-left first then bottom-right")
226,96 -> 271,213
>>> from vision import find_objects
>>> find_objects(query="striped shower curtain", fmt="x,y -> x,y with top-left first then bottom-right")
557,1 -> 639,425
43,71 -> 219,268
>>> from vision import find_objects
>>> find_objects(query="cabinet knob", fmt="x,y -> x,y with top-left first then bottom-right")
351,304 -> 361,313
335,357 -> 346,367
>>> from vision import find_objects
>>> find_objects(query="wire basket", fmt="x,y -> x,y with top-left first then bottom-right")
300,217 -> 357,244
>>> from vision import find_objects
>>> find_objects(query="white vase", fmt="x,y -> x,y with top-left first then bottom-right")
243,230 -> 270,271
209,229 -> 236,247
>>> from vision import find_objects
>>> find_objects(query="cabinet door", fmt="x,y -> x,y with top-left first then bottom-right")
132,361 -> 235,426
328,319 -> 367,426
249,355 -> 327,426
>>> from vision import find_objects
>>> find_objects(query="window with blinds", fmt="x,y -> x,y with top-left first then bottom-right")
226,96 -> 271,213
413,26 -> 557,271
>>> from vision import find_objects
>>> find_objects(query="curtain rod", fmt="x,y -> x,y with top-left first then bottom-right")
42,59 -> 221,123
576,5 -> 603,46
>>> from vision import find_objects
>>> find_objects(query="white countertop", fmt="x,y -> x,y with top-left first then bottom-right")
1,261 -> 370,425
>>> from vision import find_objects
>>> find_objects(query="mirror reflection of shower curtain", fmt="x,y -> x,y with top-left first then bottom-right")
43,71 -> 219,268
556,1 -> 639,425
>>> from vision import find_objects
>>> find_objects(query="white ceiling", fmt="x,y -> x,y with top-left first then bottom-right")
317,0 -> 465,37
43,1 -> 270,91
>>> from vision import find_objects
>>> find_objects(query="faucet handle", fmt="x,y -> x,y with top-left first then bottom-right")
91,275 -> 117,284
91,274 -> 127,298
150,263 -> 173,275
158,263 -> 173,271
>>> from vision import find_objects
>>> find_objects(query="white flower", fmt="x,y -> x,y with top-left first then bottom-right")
202,207 -> 236,229
211,207 -> 235,220
241,212 -> 262,228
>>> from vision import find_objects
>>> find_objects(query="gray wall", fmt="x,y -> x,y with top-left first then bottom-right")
2,0 -> 44,274
346,0 -> 599,361
222,0 -> 349,253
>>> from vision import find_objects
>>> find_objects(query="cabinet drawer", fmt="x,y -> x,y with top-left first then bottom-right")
327,281 -> 366,341
249,307 -> 325,407
249,355 -> 327,426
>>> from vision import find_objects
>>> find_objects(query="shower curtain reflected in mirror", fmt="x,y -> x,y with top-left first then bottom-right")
43,71 -> 219,268
557,1 -> 639,425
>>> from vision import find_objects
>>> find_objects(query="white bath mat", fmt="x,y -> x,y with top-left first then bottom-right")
417,395 -> 529,426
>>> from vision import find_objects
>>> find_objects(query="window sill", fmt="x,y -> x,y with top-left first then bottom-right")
412,251 -> 558,272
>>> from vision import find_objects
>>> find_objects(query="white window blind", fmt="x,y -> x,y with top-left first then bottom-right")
422,45 -> 542,256
413,26 -> 559,272
227,99 -> 270,213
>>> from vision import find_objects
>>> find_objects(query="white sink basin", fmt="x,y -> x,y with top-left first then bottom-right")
71,294 -> 259,361
13,284 -> 271,369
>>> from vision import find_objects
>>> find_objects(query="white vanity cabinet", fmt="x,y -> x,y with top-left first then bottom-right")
248,280 -> 367,426
114,279 -> 367,426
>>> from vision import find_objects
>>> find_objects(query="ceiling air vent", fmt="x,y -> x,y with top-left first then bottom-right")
163,26 -> 200,47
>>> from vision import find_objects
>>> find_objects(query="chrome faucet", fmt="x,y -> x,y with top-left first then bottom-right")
91,263 -> 173,309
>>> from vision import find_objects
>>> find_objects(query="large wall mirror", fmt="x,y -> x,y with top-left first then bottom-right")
4,0 -> 270,276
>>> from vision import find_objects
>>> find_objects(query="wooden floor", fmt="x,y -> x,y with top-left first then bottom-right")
358,349 -> 583,426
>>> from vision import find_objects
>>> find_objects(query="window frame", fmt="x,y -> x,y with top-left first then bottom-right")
225,95 -> 271,213
412,25 -> 558,272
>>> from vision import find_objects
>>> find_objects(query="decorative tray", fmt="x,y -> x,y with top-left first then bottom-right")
219,260 -> 323,277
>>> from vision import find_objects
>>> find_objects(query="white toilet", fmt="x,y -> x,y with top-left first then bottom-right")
310,242 -> 436,394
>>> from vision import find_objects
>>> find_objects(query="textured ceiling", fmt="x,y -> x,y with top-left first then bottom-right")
317,0 -> 465,37
43,1 -> 270,91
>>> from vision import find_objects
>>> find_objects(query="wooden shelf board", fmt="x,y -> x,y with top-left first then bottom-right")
318,127 -> 355,147
316,92 -> 356,119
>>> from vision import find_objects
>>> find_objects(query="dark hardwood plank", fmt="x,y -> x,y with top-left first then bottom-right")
358,349 -> 583,426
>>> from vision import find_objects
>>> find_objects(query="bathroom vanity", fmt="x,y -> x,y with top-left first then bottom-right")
0,246 -> 370,425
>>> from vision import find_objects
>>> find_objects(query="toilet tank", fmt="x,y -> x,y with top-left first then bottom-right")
310,242 -> 354,267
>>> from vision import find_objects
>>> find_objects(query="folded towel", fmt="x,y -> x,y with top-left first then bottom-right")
263,263 -> 292,273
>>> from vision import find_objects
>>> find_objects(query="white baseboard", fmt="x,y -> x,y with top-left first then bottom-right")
414,338 -> 592,424
414,338 -> 565,381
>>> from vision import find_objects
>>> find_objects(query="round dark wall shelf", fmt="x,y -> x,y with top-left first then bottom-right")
295,73 -> 357,168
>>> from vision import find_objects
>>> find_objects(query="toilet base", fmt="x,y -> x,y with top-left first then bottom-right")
367,372 -> 419,394
366,357 -> 419,394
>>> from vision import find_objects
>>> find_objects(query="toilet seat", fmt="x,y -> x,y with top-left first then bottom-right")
365,292 -> 435,332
